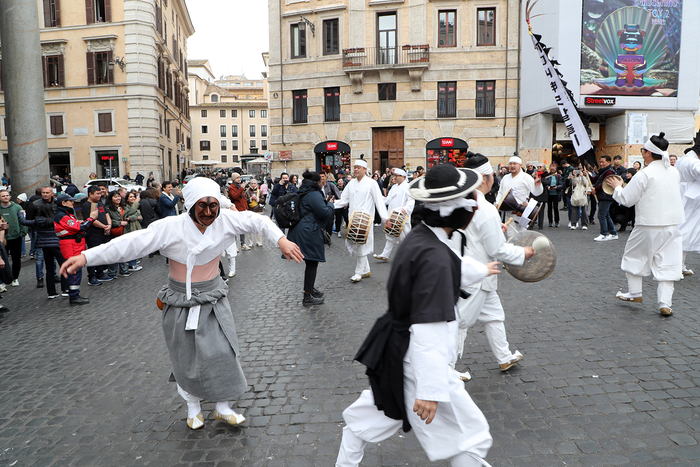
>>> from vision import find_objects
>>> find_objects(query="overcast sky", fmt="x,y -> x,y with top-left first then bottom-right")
185,1 -> 270,80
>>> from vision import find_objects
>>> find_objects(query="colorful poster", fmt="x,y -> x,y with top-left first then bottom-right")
580,0 -> 683,97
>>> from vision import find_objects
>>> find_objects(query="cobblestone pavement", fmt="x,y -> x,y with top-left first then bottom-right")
1,217 -> 699,467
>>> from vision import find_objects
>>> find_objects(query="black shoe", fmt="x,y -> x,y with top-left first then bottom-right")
88,277 -> 102,286
69,296 -> 90,306
0,305 -> 10,313
118,272 -> 132,277
312,288 -> 324,298
97,275 -> 114,282
302,294 -> 324,307
37,278 -> 44,288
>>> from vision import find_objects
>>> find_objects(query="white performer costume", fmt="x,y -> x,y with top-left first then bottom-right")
612,137 -> 685,313
495,156 -> 544,207
452,189 -> 525,367
334,159 -> 389,281
219,197 -> 238,276
376,170 -> 415,260
337,166 -> 493,467
675,147 -> 700,274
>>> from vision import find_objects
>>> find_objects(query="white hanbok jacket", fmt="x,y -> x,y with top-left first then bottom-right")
675,150 -> 700,252
82,210 -> 284,297
496,170 -> 543,206
334,175 -> 389,256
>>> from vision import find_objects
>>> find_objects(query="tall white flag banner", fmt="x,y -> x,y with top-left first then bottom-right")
526,0 -> 594,159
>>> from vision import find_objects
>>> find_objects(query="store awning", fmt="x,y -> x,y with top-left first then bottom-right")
425,137 -> 469,150
246,158 -> 269,164
192,160 -> 220,166
314,140 -> 351,153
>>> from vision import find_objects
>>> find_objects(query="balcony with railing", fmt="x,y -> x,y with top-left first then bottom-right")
342,45 -> 429,70
342,45 -> 430,93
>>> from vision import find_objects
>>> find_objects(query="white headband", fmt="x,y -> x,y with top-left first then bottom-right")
509,156 -> 522,164
354,160 -> 368,168
393,168 -> 407,177
424,196 -> 478,216
472,162 -> 494,176
644,139 -> 670,168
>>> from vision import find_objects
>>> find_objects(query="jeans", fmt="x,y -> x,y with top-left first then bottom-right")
303,260 -> 319,293
35,247 -> 45,279
547,195 -> 560,225
565,194 -> 573,222
29,229 -> 38,255
571,205 -> 589,227
42,246 -> 68,296
597,200 -> 617,236
107,262 -> 129,276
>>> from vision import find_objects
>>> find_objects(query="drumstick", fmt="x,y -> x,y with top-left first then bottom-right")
504,217 -> 514,227
585,173 -> 598,203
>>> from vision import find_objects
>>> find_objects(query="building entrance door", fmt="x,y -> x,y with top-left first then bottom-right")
372,127 -> 404,174
96,150 -> 119,178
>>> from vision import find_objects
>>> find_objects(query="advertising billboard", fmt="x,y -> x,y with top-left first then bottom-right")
581,0 -> 683,97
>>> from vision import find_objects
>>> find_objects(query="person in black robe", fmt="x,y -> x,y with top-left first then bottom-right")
336,164 -> 499,467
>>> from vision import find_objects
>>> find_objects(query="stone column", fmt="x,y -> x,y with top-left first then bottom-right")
0,0 -> 50,196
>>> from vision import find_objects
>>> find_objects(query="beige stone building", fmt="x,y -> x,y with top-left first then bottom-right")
188,61 -> 270,171
267,0 -> 520,176
0,0 -> 193,187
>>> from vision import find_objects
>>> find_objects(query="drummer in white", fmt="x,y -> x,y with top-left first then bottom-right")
495,155 -> 543,212
675,131 -> 700,276
374,168 -> 415,262
334,157 -> 390,282
607,132 -> 685,316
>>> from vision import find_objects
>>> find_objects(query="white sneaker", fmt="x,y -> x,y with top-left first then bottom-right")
228,271 -> 236,277
608,234 -> 618,240
593,234 -> 608,242
568,222 -> 572,228
457,371 -> 472,382
350,274 -> 362,282
337,232 -> 342,238
576,223 -> 580,228
570,226 -> 576,230
682,266 -> 694,276
0,284 -> 6,292
256,242 -> 263,247
11,279 -> 19,287
582,226 -> 588,230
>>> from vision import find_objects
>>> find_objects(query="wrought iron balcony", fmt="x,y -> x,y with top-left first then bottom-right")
342,45 -> 430,70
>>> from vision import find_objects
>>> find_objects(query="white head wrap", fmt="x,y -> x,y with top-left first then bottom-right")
17,193 -> 27,202
472,162 -> 494,176
644,138 -> 671,168
181,177 -> 223,298
393,168 -> 407,177
354,159 -> 368,168
423,196 -> 478,216
509,155 -> 522,165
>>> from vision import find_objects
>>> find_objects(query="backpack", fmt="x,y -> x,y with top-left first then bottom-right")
273,193 -> 302,228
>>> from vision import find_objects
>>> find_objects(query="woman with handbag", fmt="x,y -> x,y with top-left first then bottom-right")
106,191 -> 130,278
570,169 -> 592,230
287,171 -> 334,306
244,179 -> 264,247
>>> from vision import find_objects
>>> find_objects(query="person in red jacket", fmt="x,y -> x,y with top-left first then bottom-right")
54,194 -> 97,305
227,172 -> 250,250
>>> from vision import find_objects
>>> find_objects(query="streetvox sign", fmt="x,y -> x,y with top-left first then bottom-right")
585,96 -> 616,106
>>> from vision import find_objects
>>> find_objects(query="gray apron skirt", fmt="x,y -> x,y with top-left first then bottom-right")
157,276 -> 247,401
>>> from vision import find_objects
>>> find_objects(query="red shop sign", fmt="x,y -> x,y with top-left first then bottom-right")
441,138 -> 454,147
326,142 -> 338,151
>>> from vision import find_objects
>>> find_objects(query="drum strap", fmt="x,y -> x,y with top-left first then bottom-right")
454,230 -> 467,257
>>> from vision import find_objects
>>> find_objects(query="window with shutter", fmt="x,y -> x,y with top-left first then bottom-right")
85,0 -> 94,24
98,112 -> 113,133
45,56 -> 63,88
44,0 -> 61,27
50,115 -> 64,135
200,141 -> 210,151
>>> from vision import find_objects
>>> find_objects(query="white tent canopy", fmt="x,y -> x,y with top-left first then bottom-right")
192,160 -> 220,166
246,158 -> 269,164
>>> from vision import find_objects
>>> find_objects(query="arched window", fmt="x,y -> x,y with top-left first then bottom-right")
210,94 -> 219,103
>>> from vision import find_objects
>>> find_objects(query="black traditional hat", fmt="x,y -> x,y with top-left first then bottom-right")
408,163 -> 481,202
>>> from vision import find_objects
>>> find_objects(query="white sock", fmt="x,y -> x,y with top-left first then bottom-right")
187,401 -> 201,419
216,401 -> 235,415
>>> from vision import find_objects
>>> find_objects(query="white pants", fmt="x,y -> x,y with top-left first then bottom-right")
457,289 -> 517,365
621,226 -> 683,282
337,367 -> 492,466
355,256 -> 370,275
246,233 -> 262,247
627,273 -> 674,307
379,236 -> 399,258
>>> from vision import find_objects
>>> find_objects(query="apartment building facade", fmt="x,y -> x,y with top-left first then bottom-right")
188,61 -> 270,171
0,0 -> 194,186
267,0 -> 520,176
